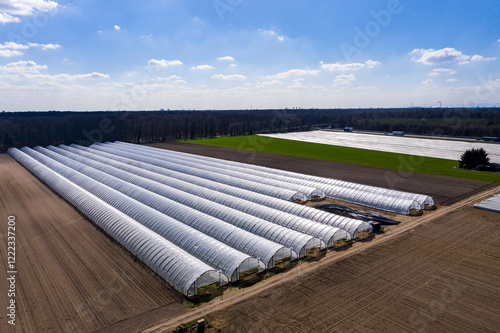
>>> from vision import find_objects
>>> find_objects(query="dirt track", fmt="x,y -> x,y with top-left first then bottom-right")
0,154 -> 187,333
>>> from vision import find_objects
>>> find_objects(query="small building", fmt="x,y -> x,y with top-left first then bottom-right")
392,131 -> 405,136
344,127 -> 354,132
482,137 -> 500,142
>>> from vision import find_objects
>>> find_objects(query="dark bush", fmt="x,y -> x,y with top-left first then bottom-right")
458,148 -> 490,170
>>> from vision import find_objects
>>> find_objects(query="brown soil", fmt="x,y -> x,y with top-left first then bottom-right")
0,154 -> 187,333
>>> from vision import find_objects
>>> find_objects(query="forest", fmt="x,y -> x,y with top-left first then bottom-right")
1,107 -> 499,152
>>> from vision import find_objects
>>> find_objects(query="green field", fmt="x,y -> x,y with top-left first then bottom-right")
184,135 -> 500,183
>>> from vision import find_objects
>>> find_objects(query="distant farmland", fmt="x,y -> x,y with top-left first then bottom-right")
185,135 -> 500,182
260,131 -> 500,163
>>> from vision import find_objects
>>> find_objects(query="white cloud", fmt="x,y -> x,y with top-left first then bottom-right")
259,29 -> 285,42
16,72 -> 110,81
28,42 -> 62,50
322,62 -> 364,71
41,43 -> 61,50
0,49 -> 23,57
288,78 -> 307,89
212,74 -> 246,80
411,48 -> 470,65
333,74 -> 356,85
446,78 -> 458,82
190,64 -> 215,70
256,80 -> 284,88
156,75 -> 182,81
114,25 -> 121,31
217,56 -> 234,61
114,82 -> 135,88
428,68 -> 456,76
0,41 -> 61,57
0,61 -> 47,73
268,68 -> 320,79
470,55 -> 497,62
322,59 -> 380,71
365,60 -> 381,68
421,79 -> 433,85
0,42 -> 29,50
0,0 -> 59,22
148,59 -> 183,67
229,64 -> 237,67
0,12 -> 21,23
76,72 -> 110,79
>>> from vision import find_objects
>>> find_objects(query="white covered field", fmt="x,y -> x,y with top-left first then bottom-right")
259,131 -> 500,163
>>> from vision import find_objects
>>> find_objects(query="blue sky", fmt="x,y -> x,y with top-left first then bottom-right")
0,0 -> 499,111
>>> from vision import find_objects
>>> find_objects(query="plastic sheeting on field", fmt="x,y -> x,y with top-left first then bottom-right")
26,147 -> 265,282
117,141 -> 429,208
94,142 -> 325,201
259,131 -> 500,164
25,147 -> 294,269
8,148 -> 226,297
60,144 -> 372,237
473,193 -> 500,213
33,145 -> 317,260
111,141 -> 426,215
81,144 -> 308,202
44,145 -> 351,247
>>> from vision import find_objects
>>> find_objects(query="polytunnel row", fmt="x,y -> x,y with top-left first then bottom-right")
114,141 -> 433,214
62,143 -> 372,237
24,147 -> 270,282
30,146 -> 319,260
8,144 -> 375,297
89,144 -> 308,202
43,145 -> 352,247
8,148 -> 226,297
93,142 -> 324,201
125,141 -> 432,207
141,141 -> 434,208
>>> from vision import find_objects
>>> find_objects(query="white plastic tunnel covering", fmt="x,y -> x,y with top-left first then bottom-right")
81,145 -> 307,203
7,148 -> 226,297
116,142 -> 425,214
23,147 -> 293,269
45,145 -> 351,247
60,144 -> 372,238
125,142 -> 433,209
93,142 -> 325,201
322,179 -> 434,209
27,147 -> 266,282
316,186 -> 421,215
33,146 -> 321,259
140,144 -> 423,214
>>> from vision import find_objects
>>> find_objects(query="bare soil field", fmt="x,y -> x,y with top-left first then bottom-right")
145,142 -> 498,206
0,154 -> 187,333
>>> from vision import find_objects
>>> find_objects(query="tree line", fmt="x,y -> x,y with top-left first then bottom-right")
1,107 -> 498,152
